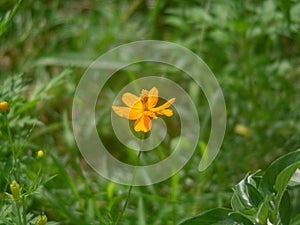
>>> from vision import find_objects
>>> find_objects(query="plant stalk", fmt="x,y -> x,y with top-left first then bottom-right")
115,133 -> 145,224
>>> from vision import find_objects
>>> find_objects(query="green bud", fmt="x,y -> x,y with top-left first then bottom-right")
10,180 -> 20,201
36,214 -> 47,225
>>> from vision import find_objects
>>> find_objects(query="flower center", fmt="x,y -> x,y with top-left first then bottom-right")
141,96 -> 149,110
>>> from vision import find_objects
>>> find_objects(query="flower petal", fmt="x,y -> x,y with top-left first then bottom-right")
147,87 -> 159,109
129,108 -> 144,120
156,109 -> 174,117
134,115 -> 152,132
122,93 -> 142,109
144,111 -> 157,119
112,106 -> 142,120
151,98 -> 175,112
140,89 -> 149,98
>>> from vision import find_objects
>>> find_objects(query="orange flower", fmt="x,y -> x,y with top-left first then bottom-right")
112,87 -> 175,132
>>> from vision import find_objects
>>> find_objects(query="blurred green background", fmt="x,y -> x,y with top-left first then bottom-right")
0,0 -> 299,224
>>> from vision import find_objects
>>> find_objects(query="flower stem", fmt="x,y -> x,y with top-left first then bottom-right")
22,197 -> 27,225
5,114 -> 16,167
114,134 -> 144,224
15,201 -> 22,225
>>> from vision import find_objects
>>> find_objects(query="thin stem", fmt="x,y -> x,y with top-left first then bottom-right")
15,201 -> 22,225
5,114 -> 16,167
22,197 -> 27,225
114,134 -> 145,224
150,0 -> 161,39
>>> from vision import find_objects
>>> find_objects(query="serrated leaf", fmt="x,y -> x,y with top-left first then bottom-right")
0,205 -> 12,220
14,99 -> 41,116
0,0 -> 21,36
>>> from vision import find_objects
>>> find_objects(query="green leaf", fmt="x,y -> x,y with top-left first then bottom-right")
0,205 -> 12,222
231,194 -> 247,214
178,208 -> 253,225
0,156 -> 13,190
85,199 -> 95,223
43,190 -> 86,225
289,169 -> 300,187
138,196 -> 146,225
0,0 -> 22,36
255,194 -> 272,224
275,163 -> 300,203
229,212 -> 255,225
279,191 -> 291,225
246,183 -> 264,208
290,2 -> 300,23
259,149 -> 300,224
49,152 -> 80,200
259,149 -> 300,195
291,213 -> 300,225
231,173 -> 263,216
30,69 -> 72,101
14,99 -> 40,116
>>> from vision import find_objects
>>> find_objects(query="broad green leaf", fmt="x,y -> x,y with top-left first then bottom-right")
231,194 -> 250,214
259,149 -> 300,225
260,149 -> 300,195
229,212 -> 255,225
273,155 -> 300,225
289,169 -> 300,187
255,195 -> 272,224
178,208 -> 252,225
275,163 -> 300,203
246,183 -> 263,207
279,191 -> 291,225
231,173 -> 263,216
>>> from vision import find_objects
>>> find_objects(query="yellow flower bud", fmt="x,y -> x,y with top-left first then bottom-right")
36,214 -> 47,225
107,182 -> 115,200
234,124 -> 251,138
37,150 -> 44,159
0,101 -> 9,113
10,180 -> 20,201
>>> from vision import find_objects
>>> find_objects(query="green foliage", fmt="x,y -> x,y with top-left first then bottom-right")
0,0 -> 299,224
180,149 -> 300,225
0,0 -> 21,36
0,73 -> 68,224
180,208 -> 253,225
